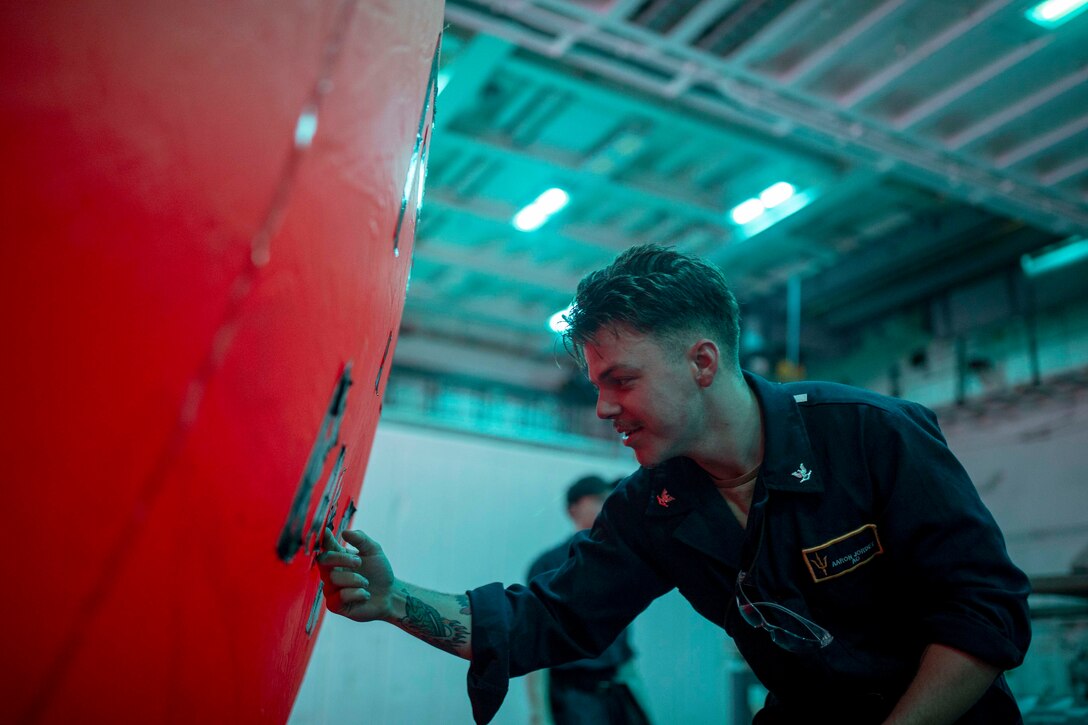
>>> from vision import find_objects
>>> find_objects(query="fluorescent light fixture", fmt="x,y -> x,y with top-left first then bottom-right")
732,188 -> 818,242
1026,0 -> 1088,27
534,187 -> 570,214
730,182 -> 796,225
759,181 -> 795,209
548,305 -> 574,333
513,187 -> 570,232
730,198 -> 765,225
1021,236 -> 1088,276
513,206 -> 549,232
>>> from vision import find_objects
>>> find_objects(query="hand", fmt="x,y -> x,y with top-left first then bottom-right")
316,528 -> 396,622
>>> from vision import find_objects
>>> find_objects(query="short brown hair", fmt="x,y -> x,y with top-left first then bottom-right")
563,244 -> 740,367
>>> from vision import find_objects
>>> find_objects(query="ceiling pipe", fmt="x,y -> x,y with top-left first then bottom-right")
786,273 -> 801,367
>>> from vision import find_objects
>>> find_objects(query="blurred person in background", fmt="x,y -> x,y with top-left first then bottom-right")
525,475 -> 650,725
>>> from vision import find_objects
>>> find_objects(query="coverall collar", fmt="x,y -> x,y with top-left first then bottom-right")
641,371 -> 825,566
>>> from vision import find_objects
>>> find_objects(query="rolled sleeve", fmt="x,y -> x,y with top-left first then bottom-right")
874,404 -> 1031,670
466,582 -> 513,725
924,608 -> 1029,670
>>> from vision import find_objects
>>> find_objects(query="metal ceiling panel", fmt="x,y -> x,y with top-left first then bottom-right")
393,0 -> 1085,395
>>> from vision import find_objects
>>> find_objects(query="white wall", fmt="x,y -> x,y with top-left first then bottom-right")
940,389 -> 1088,576
937,390 -> 1088,708
289,422 -> 733,725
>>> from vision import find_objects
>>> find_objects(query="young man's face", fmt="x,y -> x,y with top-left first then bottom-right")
584,324 -> 703,467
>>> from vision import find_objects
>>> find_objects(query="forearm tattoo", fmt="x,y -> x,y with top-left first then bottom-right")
399,590 -> 470,655
456,594 -> 471,616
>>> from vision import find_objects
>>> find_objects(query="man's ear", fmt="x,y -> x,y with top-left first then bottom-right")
689,339 -> 719,388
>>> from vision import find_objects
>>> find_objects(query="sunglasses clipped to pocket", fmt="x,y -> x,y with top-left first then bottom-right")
734,570 -> 833,653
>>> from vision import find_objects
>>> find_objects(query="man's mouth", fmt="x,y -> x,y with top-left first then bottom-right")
616,425 -> 642,442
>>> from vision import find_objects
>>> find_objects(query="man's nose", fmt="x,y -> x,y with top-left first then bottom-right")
596,394 -> 620,420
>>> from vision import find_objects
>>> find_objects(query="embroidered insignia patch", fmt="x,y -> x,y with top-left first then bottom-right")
656,489 -> 676,508
801,524 -> 883,583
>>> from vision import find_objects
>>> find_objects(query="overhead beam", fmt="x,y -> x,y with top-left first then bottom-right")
416,238 -> 586,296
838,0 -> 1014,109
497,54 -> 809,165
423,190 -> 628,253
1040,154 -> 1088,186
818,224 -> 1054,329
726,1 -> 829,66
434,34 -> 515,131
439,129 -> 733,230
404,294 -> 555,337
606,0 -> 645,21
667,0 -> 742,44
994,112 -> 1088,169
444,0 -> 1088,235
893,35 -> 1053,131
780,0 -> 911,87
945,64 -> 1088,150
799,206 -> 998,309
709,168 -> 884,265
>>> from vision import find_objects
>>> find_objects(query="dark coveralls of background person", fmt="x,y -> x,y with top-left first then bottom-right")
317,244 -> 1031,725
525,475 -> 651,725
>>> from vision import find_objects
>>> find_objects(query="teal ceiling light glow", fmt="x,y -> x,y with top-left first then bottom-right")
730,198 -> 765,225
513,187 -> 570,232
730,182 -> 797,225
1021,236 -> 1088,276
1026,0 -> 1088,27
548,304 -> 574,333
759,181 -> 796,209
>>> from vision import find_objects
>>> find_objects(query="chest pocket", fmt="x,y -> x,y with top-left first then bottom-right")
801,523 -> 884,584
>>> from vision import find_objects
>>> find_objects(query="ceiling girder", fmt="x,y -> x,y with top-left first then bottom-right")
781,0 -> 913,86
445,0 -> 1088,236
440,129 -> 733,229
818,224 -> 1053,329
837,0 -> 1015,109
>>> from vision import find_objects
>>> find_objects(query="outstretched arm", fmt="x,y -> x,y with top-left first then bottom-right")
883,643 -> 1000,725
316,528 -> 473,659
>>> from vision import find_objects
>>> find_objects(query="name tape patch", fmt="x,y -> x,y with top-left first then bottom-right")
802,524 -> 883,583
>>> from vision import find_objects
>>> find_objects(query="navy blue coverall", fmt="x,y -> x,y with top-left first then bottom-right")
467,372 -> 1031,724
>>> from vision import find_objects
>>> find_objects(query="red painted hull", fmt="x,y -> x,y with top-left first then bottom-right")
0,2 -> 443,722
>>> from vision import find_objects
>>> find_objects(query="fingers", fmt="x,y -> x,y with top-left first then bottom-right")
325,586 -> 372,620
318,528 -> 386,622
317,530 -> 361,569
322,527 -> 344,554
342,529 -> 382,557
328,568 -> 369,589
316,549 -> 361,569
320,562 -> 373,619
338,587 -> 372,605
